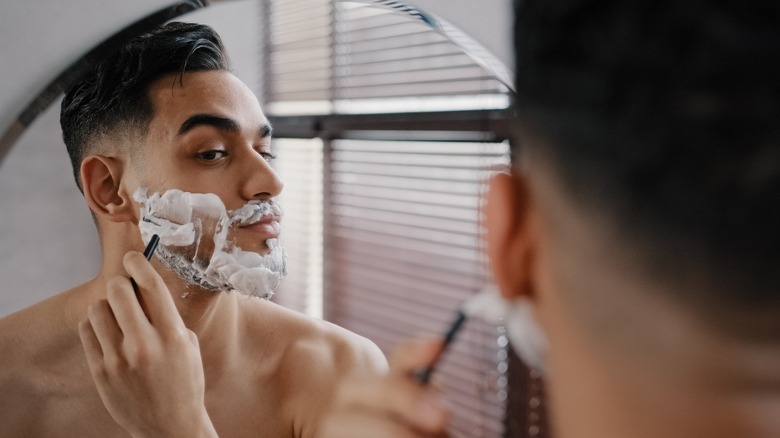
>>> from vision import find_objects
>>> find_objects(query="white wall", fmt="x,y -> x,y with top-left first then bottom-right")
0,100 -> 101,317
409,0 -> 513,71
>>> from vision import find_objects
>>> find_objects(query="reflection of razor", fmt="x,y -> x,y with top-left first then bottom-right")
412,287 -> 508,385
130,234 -> 160,294
413,310 -> 468,385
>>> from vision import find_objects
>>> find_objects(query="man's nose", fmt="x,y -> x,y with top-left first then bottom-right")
240,149 -> 284,201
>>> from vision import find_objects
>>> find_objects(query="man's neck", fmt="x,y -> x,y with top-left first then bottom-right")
88,248 -> 243,370
147,258 -> 244,360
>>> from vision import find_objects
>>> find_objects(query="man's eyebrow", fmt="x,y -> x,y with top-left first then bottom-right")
176,114 -> 273,139
177,114 -> 239,136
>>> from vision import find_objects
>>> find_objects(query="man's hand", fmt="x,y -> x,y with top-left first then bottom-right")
78,251 -> 217,438
318,339 -> 450,438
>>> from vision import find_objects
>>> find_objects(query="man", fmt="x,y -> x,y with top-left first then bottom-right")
41,1 -> 780,437
0,22 -> 386,437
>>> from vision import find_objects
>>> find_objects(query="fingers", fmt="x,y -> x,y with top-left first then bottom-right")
86,299 -> 122,364
187,329 -> 202,352
122,251 -> 183,330
105,276 -> 153,338
389,338 -> 444,374
78,318 -> 106,379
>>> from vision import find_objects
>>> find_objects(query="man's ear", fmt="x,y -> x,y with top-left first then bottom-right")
484,170 -> 537,301
81,155 -> 135,223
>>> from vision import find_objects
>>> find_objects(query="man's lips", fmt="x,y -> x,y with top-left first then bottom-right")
239,215 -> 281,238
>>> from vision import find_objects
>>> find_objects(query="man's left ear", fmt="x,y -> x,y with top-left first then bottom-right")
81,155 -> 136,223
483,170 -> 538,301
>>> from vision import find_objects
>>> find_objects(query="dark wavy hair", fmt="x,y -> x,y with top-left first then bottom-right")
512,0 -> 780,335
61,22 -> 230,191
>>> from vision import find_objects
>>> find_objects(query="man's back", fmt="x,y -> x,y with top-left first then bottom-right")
0,283 -> 386,437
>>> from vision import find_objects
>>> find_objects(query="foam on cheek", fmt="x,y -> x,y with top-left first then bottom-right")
461,286 -> 508,323
134,188 -> 223,247
132,187 -> 286,299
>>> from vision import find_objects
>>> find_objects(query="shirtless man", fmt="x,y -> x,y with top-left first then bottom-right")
0,22 -> 386,437
74,1 -> 780,438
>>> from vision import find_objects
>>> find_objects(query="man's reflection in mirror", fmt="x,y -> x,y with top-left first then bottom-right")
0,22 -> 387,437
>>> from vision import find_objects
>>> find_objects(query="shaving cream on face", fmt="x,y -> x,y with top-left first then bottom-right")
133,187 -> 287,299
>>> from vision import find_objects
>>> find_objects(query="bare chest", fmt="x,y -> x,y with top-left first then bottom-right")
0,370 -> 127,438
0,370 -> 297,438
205,371 -> 297,438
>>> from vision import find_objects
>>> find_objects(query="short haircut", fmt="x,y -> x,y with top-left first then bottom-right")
512,0 -> 780,334
61,22 -> 230,192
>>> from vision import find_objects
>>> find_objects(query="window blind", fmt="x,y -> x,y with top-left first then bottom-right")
326,139 -> 509,438
260,1 -> 535,437
272,138 -> 325,319
331,2 -> 507,101
263,0 -> 510,115
262,0 -> 334,112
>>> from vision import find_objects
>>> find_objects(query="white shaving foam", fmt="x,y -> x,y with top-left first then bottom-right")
462,286 -> 548,372
461,286 -> 508,323
133,187 -> 287,299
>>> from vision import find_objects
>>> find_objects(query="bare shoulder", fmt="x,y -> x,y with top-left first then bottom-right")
0,297 -> 59,369
242,300 -> 387,437
254,299 -> 388,376
292,313 -> 388,376
0,289 -> 84,380
0,290 -> 86,432
0,307 -> 40,431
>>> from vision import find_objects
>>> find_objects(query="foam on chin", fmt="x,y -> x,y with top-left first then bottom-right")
133,187 -> 287,299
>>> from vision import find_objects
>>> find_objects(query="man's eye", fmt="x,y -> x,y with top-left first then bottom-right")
198,150 -> 227,161
260,151 -> 277,163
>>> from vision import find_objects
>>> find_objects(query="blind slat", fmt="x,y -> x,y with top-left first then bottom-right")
265,1 -> 512,435
333,162 -> 488,182
333,236 -> 485,275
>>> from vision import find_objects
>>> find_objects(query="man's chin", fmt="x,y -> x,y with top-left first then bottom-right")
154,247 -> 225,293
152,234 -> 286,299
230,229 -> 278,254
240,242 -> 273,256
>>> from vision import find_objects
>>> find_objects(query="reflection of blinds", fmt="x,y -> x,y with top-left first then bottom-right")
263,0 -> 510,114
272,138 -> 324,318
332,2 -> 507,100
263,0 -> 334,106
261,1 -> 526,436
327,139 -> 509,438
506,345 -> 552,438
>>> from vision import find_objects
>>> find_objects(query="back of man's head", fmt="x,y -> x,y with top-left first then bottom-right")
511,0 -> 779,339
61,22 -> 230,192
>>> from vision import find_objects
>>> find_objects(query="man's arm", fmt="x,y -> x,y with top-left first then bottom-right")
79,250 -> 217,438
317,339 -> 449,438
290,326 -> 390,438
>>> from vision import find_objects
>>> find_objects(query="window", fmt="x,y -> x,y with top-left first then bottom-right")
261,1 -> 538,436
273,138 -> 324,318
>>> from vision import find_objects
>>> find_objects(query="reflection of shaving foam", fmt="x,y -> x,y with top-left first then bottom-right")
463,286 -> 548,372
133,188 -> 287,299
461,286 -> 507,323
